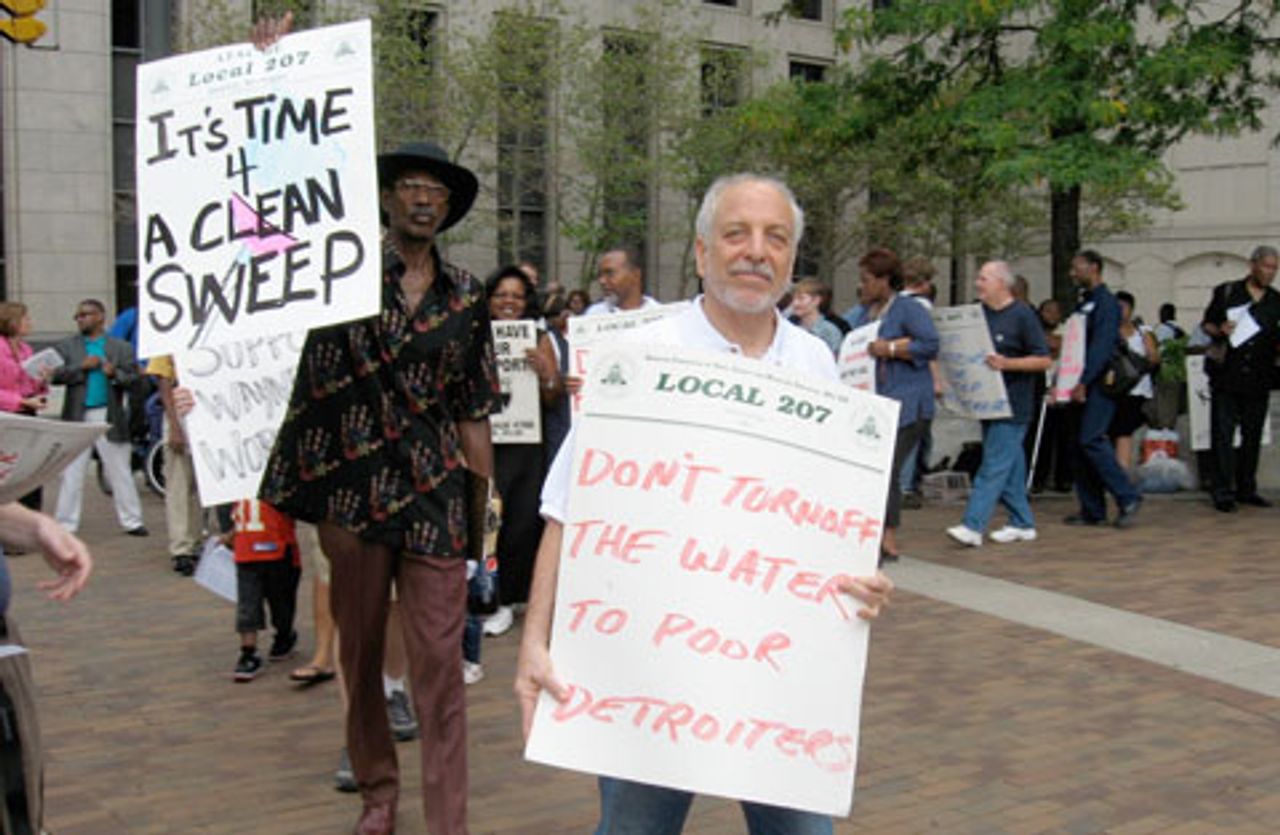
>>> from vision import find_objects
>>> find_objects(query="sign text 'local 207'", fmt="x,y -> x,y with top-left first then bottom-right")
135,20 -> 379,356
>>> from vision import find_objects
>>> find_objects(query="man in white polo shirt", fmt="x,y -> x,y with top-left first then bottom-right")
516,173 -> 894,834
585,246 -> 662,315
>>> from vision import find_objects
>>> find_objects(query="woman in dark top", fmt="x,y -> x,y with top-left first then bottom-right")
483,267 -> 563,635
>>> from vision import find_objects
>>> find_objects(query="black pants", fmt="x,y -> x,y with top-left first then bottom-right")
1210,388 -> 1270,503
886,420 -> 928,530
234,553 -> 301,637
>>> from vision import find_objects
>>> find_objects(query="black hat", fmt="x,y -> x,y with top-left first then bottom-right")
377,141 -> 479,233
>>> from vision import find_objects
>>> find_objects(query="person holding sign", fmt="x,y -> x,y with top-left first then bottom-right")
258,134 -> 502,832
858,248 -> 940,562
516,173 -> 894,834
945,262 -> 1051,547
481,266 -> 561,641
1064,251 -> 1143,528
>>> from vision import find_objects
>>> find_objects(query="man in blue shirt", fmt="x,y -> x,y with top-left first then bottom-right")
1065,251 -> 1142,527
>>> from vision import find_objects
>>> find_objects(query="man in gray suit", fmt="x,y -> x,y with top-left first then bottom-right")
51,299 -> 148,536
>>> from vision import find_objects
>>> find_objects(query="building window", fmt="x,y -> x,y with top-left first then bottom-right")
406,5 -> 440,71
112,0 -> 170,309
703,1 -> 739,7
496,15 -> 553,275
701,45 -> 747,116
251,1 -> 316,26
789,0 -> 823,21
872,0 -> 894,10
789,59 -> 828,83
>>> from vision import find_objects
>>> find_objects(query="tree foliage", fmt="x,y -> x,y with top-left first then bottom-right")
840,0 -> 1280,300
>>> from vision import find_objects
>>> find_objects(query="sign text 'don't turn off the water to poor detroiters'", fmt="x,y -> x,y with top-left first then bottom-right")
135,20 -> 380,357
526,343 -> 900,816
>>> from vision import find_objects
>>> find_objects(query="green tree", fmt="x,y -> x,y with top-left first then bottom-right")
842,0 -> 1280,301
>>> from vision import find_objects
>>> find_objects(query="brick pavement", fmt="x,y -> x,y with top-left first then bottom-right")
6,481 -> 1278,833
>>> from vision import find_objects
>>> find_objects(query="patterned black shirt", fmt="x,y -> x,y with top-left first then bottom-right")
260,246 -> 502,557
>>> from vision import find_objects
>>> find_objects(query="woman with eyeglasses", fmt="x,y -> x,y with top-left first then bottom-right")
467,266 -> 563,678
0,302 -> 50,512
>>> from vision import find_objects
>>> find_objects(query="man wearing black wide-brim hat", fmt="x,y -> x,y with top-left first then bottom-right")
261,138 -> 502,835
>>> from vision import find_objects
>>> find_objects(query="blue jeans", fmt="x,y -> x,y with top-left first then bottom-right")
1074,385 -> 1140,521
595,777 -> 833,835
462,614 -> 481,664
962,419 -> 1034,533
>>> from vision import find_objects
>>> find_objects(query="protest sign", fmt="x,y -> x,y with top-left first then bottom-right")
175,332 -> 304,506
0,413 -> 106,504
1051,314 -> 1086,403
1186,355 -> 1272,451
135,20 -> 379,357
525,343 -> 899,816
566,302 -> 688,417
837,321 -> 880,392
491,321 -> 541,444
932,304 -> 1011,420
194,536 -> 238,604
20,347 -> 63,380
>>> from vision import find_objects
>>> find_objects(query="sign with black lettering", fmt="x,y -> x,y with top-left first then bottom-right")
135,20 -> 378,356
175,333 -> 304,506
491,320 -> 541,444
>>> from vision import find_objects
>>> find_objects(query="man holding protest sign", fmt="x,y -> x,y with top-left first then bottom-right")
945,261 -> 1051,547
258,137 -> 501,834
516,174 -> 894,833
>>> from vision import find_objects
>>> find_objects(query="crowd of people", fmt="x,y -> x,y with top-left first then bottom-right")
1,14 -> 1275,835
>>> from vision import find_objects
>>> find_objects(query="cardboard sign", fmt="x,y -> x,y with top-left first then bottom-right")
491,320 -> 542,444
0,413 -> 107,504
567,303 -> 688,418
526,343 -> 900,816
1186,355 -> 1272,451
837,321 -> 880,392
1051,314 -> 1086,403
932,305 -> 1012,420
175,332 -> 304,506
136,20 -> 380,357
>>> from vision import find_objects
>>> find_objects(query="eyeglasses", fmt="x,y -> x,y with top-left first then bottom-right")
395,180 -> 450,201
74,310 -> 99,319
491,291 -> 528,302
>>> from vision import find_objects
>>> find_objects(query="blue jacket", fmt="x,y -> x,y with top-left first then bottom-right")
875,294 -> 940,426
1075,283 -> 1120,387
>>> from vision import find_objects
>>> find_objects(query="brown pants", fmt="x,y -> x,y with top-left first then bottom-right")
319,523 -> 468,835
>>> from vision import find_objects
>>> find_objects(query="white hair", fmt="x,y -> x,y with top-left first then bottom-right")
983,260 -> 1016,289
695,173 -> 805,253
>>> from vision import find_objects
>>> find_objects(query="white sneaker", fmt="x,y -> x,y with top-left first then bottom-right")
462,660 -> 485,685
945,525 -> 983,547
482,605 -> 514,637
989,526 -> 1037,544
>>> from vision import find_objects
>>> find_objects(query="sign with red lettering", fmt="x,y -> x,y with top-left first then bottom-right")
1051,313 -> 1086,402
837,321 -> 880,392
526,343 -> 899,816
136,20 -> 379,357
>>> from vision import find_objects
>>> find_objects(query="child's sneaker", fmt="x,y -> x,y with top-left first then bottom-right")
462,660 -> 485,685
234,650 -> 263,682
269,630 -> 298,662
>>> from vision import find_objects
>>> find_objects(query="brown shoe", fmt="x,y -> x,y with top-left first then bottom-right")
354,802 -> 396,835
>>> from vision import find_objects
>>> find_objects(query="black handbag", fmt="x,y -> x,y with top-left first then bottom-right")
1101,341 -> 1149,397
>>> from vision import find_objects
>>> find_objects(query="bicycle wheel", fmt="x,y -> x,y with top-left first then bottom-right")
145,443 -> 167,497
